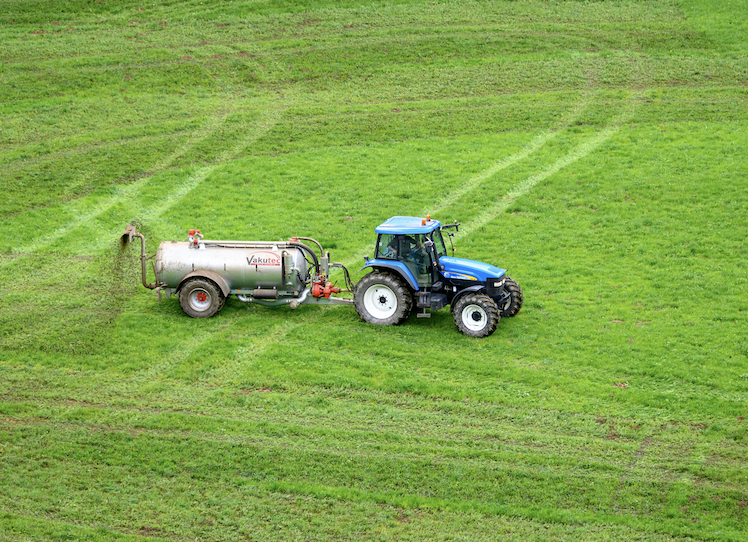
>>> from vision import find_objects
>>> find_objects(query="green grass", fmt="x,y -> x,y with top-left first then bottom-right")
1,0 -> 747,540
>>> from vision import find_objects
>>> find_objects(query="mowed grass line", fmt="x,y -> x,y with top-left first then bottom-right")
458,94 -> 641,241
1,370 -> 746,540
4,105 -> 287,259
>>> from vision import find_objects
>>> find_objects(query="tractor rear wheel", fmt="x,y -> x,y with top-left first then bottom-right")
179,278 -> 225,318
453,293 -> 500,337
354,272 -> 413,326
498,277 -> 523,317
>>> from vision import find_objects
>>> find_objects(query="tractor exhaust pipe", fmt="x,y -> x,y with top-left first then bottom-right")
120,225 -> 159,290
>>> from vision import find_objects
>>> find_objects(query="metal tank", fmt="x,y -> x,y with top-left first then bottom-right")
155,240 -> 309,296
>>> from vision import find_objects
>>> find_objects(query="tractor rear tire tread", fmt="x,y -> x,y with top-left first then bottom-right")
354,272 -> 413,326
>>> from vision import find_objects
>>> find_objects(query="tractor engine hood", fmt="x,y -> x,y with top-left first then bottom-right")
439,256 -> 506,282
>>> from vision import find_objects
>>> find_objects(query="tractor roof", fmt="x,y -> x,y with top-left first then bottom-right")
375,216 -> 441,235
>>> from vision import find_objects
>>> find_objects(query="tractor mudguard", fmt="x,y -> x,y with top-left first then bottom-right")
450,284 -> 486,308
361,260 -> 419,291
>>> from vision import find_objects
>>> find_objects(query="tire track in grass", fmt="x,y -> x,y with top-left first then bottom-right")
341,130 -> 567,270
426,91 -> 598,218
6,105 -> 284,259
6,110 -> 235,258
337,93 -> 638,286
86,106 -> 285,253
204,317 -> 310,387
457,99 -> 640,241
428,129 -> 560,218
138,313 -> 321,389
139,316 -> 302,382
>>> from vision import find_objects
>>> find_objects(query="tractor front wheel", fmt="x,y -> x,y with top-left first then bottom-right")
354,272 -> 413,326
498,277 -> 523,317
453,293 -> 500,337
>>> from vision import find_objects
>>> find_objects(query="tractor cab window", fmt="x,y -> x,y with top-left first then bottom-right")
377,234 -> 428,261
432,229 -> 447,258
376,234 -> 398,260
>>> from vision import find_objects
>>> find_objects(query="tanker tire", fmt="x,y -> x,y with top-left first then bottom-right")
453,293 -> 500,338
354,272 -> 412,326
179,278 -> 225,318
498,276 -> 523,317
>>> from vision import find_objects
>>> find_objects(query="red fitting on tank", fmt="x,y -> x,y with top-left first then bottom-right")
188,229 -> 202,247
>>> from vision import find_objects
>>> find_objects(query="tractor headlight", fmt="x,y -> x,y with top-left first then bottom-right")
485,278 -> 505,297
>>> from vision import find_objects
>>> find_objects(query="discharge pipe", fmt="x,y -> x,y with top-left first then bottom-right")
121,225 -> 160,290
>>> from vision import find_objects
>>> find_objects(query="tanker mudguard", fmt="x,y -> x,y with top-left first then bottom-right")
361,259 -> 419,291
178,270 -> 231,297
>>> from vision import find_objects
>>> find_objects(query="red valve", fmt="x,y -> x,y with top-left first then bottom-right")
188,229 -> 203,247
312,281 -> 341,298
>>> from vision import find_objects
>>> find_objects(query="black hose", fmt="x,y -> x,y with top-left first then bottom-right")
288,241 -> 320,275
330,262 -> 356,292
342,265 -> 355,292
295,237 -> 324,258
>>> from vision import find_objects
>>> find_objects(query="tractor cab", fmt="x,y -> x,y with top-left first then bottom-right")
369,216 -> 443,288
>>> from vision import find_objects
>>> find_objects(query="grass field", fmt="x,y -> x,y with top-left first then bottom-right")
1,0 -> 747,540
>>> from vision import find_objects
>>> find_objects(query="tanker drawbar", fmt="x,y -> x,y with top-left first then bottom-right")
120,225 -> 355,318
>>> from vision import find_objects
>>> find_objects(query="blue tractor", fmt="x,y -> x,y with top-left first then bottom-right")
354,216 -> 523,337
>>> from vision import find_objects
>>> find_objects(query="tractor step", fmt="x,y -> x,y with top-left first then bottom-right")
417,292 -> 447,311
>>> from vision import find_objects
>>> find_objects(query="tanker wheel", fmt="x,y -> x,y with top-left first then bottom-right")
498,276 -> 524,317
354,272 -> 413,326
453,293 -> 500,338
179,278 -> 225,318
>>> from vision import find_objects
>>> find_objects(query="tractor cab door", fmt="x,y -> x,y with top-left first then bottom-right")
430,229 -> 448,261
377,233 -> 435,288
